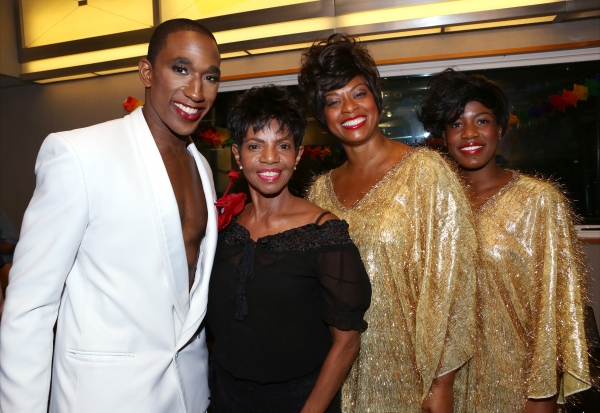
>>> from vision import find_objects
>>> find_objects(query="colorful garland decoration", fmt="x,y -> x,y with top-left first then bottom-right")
302,145 -> 345,161
196,128 -> 233,148
508,74 -> 599,127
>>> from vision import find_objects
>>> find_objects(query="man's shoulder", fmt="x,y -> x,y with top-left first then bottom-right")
56,113 -> 131,143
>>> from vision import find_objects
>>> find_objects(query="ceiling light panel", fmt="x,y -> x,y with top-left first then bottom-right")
214,17 -> 336,44
246,42 -> 315,55
337,0 -> 562,27
34,73 -> 98,84
22,44 -> 149,74
160,0 -> 318,21
21,0 -> 153,47
358,28 -> 442,41
444,15 -> 556,32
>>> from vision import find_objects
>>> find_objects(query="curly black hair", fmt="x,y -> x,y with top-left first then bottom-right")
298,33 -> 382,130
147,19 -> 217,67
418,68 -> 510,139
227,85 -> 306,153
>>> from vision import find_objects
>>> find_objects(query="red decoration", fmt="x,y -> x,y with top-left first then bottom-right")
550,94 -> 568,112
303,146 -> 333,160
215,169 -> 246,231
562,90 -> 578,107
200,128 -> 232,148
123,96 -> 143,112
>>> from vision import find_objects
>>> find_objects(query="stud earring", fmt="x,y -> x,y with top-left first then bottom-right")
294,166 -> 297,170
239,166 -> 243,170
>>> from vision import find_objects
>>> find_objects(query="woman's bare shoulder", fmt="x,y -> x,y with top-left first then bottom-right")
294,197 -> 339,224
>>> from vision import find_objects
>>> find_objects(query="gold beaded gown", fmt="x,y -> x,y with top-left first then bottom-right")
308,148 -> 478,412
468,172 -> 590,412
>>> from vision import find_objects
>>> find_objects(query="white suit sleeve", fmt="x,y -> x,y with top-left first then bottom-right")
0,133 -> 89,413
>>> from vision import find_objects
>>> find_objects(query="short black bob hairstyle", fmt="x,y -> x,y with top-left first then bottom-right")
298,33 -> 383,130
418,68 -> 510,140
147,19 -> 217,67
227,85 -> 306,153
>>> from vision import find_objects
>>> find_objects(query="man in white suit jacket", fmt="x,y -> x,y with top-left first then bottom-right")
0,19 -> 221,413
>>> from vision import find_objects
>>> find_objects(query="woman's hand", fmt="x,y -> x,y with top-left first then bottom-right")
300,327 -> 360,413
524,395 -> 558,413
421,370 -> 456,413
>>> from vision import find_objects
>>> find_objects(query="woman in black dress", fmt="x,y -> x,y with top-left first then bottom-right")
207,85 -> 371,413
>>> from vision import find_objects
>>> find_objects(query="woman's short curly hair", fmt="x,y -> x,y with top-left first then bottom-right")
298,34 -> 382,129
418,68 -> 510,139
227,84 -> 306,153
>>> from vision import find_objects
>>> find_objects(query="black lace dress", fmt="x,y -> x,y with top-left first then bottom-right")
207,218 -> 371,413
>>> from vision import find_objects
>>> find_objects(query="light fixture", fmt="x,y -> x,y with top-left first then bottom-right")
247,42 -> 315,55
214,17 -> 336,45
337,0 -> 561,27
22,44 -> 149,74
359,28 -> 441,42
34,73 -> 98,84
160,0 -> 318,21
444,15 -> 556,32
93,67 -> 140,75
221,51 -> 250,59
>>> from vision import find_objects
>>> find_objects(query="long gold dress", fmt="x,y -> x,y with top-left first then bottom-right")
308,148 -> 478,412
469,172 -> 590,412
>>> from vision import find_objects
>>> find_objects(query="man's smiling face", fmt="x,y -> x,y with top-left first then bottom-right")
141,30 -> 221,138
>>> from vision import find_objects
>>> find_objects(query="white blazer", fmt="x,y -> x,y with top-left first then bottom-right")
0,107 -> 218,413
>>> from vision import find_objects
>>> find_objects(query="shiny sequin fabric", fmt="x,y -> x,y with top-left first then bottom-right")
308,148 -> 477,412
467,172 -> 590,412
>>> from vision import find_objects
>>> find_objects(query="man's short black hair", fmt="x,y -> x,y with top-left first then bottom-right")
418,68 -> 510,139
147,19 -> 218,66
227,85 -> 306,153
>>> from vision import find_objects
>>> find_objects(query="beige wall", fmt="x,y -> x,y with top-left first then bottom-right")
0,72 -> 145,229
0,0 -> 21,78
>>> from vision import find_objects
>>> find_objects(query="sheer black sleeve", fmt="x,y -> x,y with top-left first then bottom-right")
312,221 -> 371,331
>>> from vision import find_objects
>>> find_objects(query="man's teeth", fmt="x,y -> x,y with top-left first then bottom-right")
342,117 -> 366,127
174,103 -> 200,114
259,171 -> 280,177
461,145 -> 483,151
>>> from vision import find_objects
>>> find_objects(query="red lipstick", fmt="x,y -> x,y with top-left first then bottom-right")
257,169 -> 282,182
172,102 -> 203,121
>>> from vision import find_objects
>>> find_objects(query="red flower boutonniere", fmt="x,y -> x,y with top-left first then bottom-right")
215,169 -> 246,231
123,96 -> 144,112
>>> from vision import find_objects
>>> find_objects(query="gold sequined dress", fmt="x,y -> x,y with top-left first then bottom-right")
308,148 -> 478,412
469,172 -> 590,412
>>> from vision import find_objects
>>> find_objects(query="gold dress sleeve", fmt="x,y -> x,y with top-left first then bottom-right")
472,174 -> 590,412
308,148 -> 477,412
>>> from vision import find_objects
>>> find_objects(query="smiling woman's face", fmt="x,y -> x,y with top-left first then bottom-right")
443,100 -> 503,172
232,120 -> 303,198
323,76 -> 381,147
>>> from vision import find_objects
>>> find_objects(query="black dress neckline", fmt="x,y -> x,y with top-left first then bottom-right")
223,218 -> 352,251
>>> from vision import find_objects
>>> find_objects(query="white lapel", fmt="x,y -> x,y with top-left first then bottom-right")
176,144 -> 218,350
128,108 -> 190,323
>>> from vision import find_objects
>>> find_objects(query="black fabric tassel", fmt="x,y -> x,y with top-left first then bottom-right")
231,241 -> 255,320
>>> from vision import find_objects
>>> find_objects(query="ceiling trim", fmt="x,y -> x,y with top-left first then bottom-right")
17,0 -> 335,63
19,37 -> 600,83
219,40 -> 600,82
20,57 -> 142,82
218,45 -> 600,91
339,2 -> 564,35
15,0 -> 600,81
